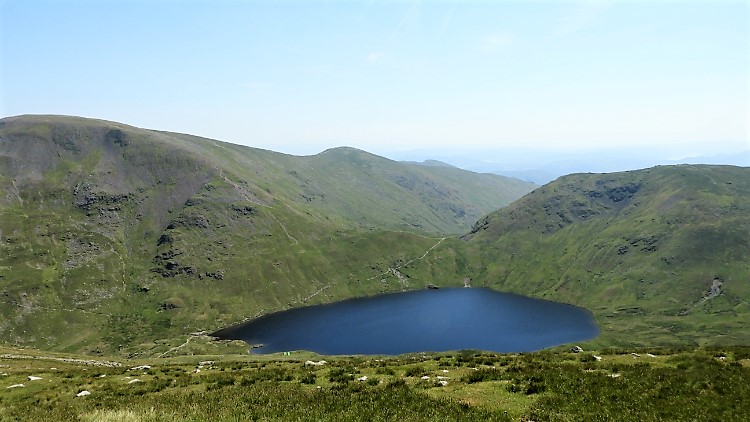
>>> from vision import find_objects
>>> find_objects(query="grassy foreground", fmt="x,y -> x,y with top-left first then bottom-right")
2,346 -> 749,421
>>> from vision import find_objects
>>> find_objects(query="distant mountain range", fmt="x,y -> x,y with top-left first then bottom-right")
390,148 -> 750,184
1,115 -> 748,355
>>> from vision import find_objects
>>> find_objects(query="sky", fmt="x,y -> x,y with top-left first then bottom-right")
1,0 -> 748,163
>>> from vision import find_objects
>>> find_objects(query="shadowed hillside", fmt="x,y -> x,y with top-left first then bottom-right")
0,115 -> 533,354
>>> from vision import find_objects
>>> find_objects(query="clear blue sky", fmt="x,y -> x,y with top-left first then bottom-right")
1,0 -> 748,158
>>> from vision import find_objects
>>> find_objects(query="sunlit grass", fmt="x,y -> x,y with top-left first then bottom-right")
1,346 -> 749,421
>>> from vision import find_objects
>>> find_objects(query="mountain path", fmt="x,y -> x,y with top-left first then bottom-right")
157,337 -> 192,358
10,180 -> 23,205
238,236 -> 447,323
366,237 -> 446,281
0,353 -> 121,367
269,213 -> 298,244
301,285 -> 331,302
218,170 -> 271,208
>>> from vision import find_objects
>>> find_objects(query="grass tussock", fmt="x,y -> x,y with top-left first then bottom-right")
1,347 -> 750,421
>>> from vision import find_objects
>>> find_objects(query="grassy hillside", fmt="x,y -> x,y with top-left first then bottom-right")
453,165 -> 750,347
0,115 -> 533,355
2,114 -> 748,355
2,345 -> 749,421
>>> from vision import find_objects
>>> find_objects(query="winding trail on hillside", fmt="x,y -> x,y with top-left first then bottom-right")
10,180 -> 23,205
366,237 -> 446,281
302,285 -> 331,302
217,170 -> 272,208
269,213 -> 298,244
0,353 -> 121,367
157,337 -> 192,358
251,236 -> 446,312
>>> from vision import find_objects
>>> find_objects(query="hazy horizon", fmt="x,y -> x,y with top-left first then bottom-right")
2,0 -> 748,168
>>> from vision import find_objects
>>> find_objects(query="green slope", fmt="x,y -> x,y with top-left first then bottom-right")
0,115 -> 533,354
2,114 -> 748,354
456,165 -> 750,347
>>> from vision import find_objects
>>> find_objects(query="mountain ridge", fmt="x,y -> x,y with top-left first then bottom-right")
0,114 -> 533,354
454,165 -> 750,347
1,114 -> 748,354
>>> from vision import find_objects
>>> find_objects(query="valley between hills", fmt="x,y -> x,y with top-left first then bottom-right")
0,114 -> 536,356
1,115 -> 750,421
1,114 -> 749,357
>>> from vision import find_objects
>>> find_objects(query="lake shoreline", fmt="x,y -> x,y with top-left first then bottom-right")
213,287 -> 599,355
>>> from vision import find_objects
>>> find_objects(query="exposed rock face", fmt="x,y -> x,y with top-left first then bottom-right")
700,278 -> 723,303
152,249 -> 194,278
587,182 -> 641,203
